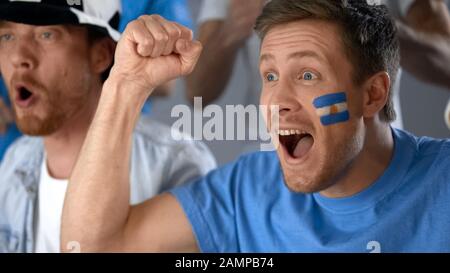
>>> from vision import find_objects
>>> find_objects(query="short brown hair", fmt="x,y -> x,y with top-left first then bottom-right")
255,0 -> 400,122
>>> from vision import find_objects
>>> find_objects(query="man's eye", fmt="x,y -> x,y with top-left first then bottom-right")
0,34 -> 13,42
302,71 -> 317,81
41,32 -> 53,39
266,72 -> 279,82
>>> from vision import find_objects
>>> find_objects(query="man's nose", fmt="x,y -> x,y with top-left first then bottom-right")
270,82 -> 302,117
9,40 -> 37,70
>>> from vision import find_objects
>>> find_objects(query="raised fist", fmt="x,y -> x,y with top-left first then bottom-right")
110,15 -> 202,94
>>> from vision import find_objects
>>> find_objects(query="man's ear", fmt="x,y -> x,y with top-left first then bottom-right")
90,38 -> 116,75
362,71 -> 391,119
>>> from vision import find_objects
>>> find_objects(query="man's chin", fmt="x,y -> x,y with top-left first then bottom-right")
284,178 -> 331,194
16,116 -> 61,136
282,167 -> 336,194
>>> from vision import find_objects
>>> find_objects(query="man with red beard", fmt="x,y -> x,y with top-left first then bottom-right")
0,0 -> 216,253
61,0 -> 450,252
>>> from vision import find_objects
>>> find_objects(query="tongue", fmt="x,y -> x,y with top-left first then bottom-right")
293,135 -> 314,159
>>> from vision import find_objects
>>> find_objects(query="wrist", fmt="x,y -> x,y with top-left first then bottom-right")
100,76 -> 152,124
104,70 -> 155,104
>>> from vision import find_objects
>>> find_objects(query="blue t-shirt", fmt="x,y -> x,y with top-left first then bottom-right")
171,128 -> 450,252
120,0 -> 193,114
0,79 -> 21,162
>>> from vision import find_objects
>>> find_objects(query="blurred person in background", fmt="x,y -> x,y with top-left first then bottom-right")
383,0 -> 450,130
0,0 -> 195,163
0,0 -> 215,253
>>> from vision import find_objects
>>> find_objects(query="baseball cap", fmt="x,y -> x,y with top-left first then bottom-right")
0,0 -> 122,41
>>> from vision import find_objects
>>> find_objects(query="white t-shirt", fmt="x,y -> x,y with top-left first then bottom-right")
198,0 -> 404,136
34,157 -> 68,253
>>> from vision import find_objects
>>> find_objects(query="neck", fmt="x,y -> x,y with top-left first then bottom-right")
320,121 -> 394,198
44,88 -> 101,180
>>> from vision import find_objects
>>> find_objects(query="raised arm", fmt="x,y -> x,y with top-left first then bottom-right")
61,15 -> 202,253
185,0 -> 265,105
396,0 -> 450,90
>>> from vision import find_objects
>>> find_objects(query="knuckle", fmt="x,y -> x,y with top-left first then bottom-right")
138,15 -> 150,21
127,20 -> 142,32
141,38 -> 154,47
154,33 -> 169,42
151,14 -> 164,21
168,27 -> 181,39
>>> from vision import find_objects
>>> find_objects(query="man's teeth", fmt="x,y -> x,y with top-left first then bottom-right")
277,129 -> 308,136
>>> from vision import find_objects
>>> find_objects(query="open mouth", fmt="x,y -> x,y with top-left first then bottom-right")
278,129 -> 314,160
19,87 -> 33,101
15,85 -> 36,108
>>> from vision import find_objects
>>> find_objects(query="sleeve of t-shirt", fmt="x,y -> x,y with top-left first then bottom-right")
197,0 -> 229,24
169,161 -> 240,253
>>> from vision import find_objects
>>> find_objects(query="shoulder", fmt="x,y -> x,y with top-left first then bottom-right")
199,150 -> 281,187
400,129 -> 450,157
235,150 -> 280,170
0,135 -> 43,166
132,116 -> 216,174
0,135 -> 43,187
134,116 -> 212,155
395,129 -> 450,171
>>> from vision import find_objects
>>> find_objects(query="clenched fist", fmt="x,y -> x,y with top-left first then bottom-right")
109,15 -> 202,94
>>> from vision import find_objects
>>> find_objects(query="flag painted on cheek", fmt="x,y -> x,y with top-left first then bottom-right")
313,92 -> 350,126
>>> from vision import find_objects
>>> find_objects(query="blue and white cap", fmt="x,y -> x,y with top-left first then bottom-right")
0,0 -> 122,41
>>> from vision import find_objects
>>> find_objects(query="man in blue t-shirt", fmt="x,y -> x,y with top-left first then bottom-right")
61,0 -> 450,253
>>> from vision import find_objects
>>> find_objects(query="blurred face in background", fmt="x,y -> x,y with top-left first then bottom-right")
0,21 -> 103,136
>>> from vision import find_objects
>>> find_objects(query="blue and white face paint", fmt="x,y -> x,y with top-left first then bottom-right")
313,92 -> 350,126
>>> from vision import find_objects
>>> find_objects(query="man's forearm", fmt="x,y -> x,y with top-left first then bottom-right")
186,26 -> 243,105
61,77 -> 150,252
397,0 -> 450,90
61,15 -> 203,252
398,31 -> 450,89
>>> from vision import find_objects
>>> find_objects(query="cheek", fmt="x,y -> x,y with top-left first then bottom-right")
0,63 -> 13,85
347,91 -> 365,117
259,88 -> 270,105
57,60 -> 91,87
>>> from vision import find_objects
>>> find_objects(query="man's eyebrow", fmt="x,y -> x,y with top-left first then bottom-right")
260,50 -> 325,65
287,50 -> 324,62
260,53 -> 275,64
